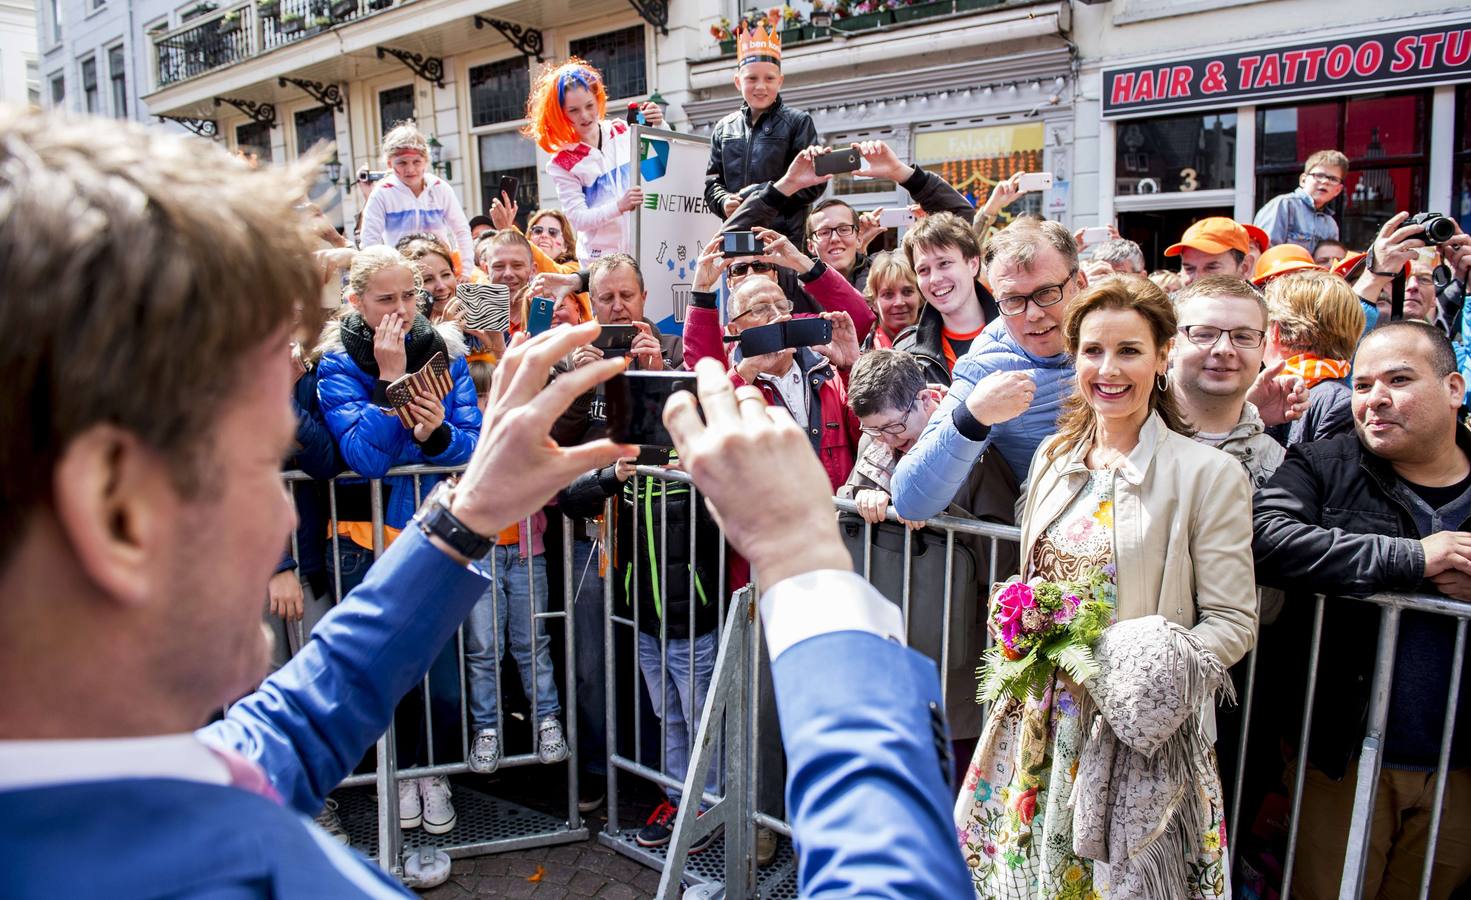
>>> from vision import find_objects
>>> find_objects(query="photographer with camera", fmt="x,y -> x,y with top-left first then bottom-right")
1354,212 -> 1471,334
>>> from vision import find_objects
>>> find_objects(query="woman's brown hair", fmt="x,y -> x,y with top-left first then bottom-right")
1046,275 -> 1192,461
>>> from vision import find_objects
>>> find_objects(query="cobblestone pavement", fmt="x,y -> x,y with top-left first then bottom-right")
418,830 -> 659,899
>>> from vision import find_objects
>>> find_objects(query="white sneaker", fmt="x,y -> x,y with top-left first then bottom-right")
398,778 -> 421,831
419,775 -> 456,835
537,717 -> 569,765
468,728 -> 501,774
315,797 -> 349,845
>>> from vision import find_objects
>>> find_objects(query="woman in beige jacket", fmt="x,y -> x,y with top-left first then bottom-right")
956,276 -> 1257,899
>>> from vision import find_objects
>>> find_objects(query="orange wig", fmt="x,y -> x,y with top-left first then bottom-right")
522,58 -> 607,154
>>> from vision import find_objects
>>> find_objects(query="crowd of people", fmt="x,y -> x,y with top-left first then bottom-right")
7,16 -> 1471,900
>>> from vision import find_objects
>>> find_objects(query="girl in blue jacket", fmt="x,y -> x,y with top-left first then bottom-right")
316,245 -> 482,835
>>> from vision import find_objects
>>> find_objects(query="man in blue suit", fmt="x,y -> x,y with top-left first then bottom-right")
666,359 -> 974,898
0,108 -> 631,898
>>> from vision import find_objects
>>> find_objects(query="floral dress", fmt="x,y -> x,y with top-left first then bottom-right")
954,469 -> 1231,899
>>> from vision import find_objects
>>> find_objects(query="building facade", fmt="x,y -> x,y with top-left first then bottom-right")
0,0 -> 38,107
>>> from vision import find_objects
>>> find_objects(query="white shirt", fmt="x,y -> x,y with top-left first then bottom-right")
759,570 -> 905,661
759,358 -> 810,424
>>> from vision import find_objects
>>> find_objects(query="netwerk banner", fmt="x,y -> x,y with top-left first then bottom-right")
1102,22 -> 1471,119
630,125 -> 721,334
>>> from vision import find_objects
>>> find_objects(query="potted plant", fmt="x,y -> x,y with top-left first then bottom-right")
955,0 -> 1000,9
218,9 -> 241,33
308,13 -> 331,31
366,0 -> 391,9
833,0 -> 894,31
810,0 -> 834,30
329,0 -> 355,19
278,11 -> 303,32
893,0 -> 953,23
256,0 -> 279,17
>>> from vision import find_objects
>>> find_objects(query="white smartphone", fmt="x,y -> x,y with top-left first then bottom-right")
1016,172 -> 1054,192
879,208 -> 917,228
1080,226 -> 1112,246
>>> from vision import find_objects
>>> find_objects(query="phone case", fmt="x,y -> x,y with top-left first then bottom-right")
456,283 -> 510,333
528,298 -> 555,335
814,149 -> 861,176
386,352 -> 453,427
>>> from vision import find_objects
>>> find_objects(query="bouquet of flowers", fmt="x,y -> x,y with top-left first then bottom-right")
977,565 -> 1116,704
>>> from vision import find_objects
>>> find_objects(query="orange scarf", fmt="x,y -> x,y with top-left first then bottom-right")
1283,353 -> 1350,390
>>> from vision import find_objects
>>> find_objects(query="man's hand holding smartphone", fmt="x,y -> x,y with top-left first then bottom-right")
853,140 -> 913,183
752,226 -> 815,275
629,321 -> 664,371
774,145 -> 836,196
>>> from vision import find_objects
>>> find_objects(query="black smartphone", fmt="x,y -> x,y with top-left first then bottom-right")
722,230 -> 762,258
605,372 -> 699,447
735,318 -> 833,357
592,323 -> 638,353
814,148 -> 862,177
635,445 -> 668,466
498,175 -> 519,202
527,296 -> 555,335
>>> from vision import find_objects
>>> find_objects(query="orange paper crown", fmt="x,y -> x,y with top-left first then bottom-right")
736,21 -> 782,66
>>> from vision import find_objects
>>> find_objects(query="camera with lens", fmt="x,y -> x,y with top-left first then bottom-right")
1406,212 -> 1457,244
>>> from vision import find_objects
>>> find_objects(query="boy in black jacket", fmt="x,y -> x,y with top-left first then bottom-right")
704,19 -> 821,249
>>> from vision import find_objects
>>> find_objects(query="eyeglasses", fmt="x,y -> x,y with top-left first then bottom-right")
859,399 -> 916,437
530,225 -> 563,238
812,224 -> 857,242
729,261 -> 776,278
1305,170 -> 1343,185
997,269 -> 1077,317
732,297 -> 793,323
1179,324 -> 1266,349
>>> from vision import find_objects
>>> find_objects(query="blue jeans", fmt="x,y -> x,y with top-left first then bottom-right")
571,538 -> 607,776
637,630 -> 718,803
465,545 -> 561,731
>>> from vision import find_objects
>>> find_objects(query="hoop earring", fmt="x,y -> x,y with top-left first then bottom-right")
1156,373 -> 1169,392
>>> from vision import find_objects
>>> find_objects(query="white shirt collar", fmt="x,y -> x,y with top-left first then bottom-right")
0,733 -> 230,792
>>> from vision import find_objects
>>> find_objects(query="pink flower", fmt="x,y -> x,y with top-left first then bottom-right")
994,582 -> 1035,628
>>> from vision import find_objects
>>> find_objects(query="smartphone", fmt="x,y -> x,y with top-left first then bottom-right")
1016,172 -> 1055,192
605,371 -> 699,447
879,207 -> 916,229
734,317 -> 833,357
722,230 -> 762,258
814,148 -> 863,177
635,445 -> 667,466
527,296 -> 555,335
1079,226 -> 1111,246
498,175 -> 519,202
592,323 -> 638,353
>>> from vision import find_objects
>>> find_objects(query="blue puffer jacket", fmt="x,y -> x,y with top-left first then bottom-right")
316,318 -> 481,530
892,317 -> 1073,522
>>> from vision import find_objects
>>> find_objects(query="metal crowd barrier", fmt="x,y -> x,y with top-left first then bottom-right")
275,464 -> 585,886
595,467 -> 1469,900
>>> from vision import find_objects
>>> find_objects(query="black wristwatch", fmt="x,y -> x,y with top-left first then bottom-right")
415,479 -> 495,563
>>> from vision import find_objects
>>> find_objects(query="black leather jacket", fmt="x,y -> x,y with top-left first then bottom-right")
704,95 -> 822,247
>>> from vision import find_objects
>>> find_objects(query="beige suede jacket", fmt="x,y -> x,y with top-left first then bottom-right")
1017,413 -> 1259,668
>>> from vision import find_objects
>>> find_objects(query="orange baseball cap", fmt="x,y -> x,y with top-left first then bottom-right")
1251,244 -> 1322,285
1242,223 -> 1271,253
1164,217 -> 1252,257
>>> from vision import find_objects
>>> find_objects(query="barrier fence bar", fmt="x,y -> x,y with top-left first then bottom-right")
600,467 -> 1470,900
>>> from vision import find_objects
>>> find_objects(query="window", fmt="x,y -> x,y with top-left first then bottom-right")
914,122 -> 1045,221
570,26 -> 646,101
1455,85 -> 1470,235
296,105 -> 342,228
478,131 -> 538,230
469,58 -> 529,128
26,59 -> 39,107
48,0 -> 61,43
378,84 -> 414,136
80,57 -> 98,114
1114,111 -> 1236,196
108,45 -> 126,118
236,121 -> 273,164
1256,91 -> 1430,250
48,72 -> 64,107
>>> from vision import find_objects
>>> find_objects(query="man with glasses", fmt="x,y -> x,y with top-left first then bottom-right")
891,220 -> 1081,521
1254,149 -> 1349,254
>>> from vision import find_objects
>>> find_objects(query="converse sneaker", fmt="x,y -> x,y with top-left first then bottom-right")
468,728 -> 501,774
419,775 -> 456,835
398,778 -> 421,831
635,800 -> 677,848
315,797 -> 349,845
536,717 -> 569,765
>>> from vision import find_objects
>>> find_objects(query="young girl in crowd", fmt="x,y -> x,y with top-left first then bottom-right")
521,58 -> 663,264
956,277 -> 1257,899
315,245 -> 482,836
358,123 -> 474,264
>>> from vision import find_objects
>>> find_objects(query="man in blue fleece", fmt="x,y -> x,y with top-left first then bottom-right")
891,219 -> 1085,520
0,109 -> 630,899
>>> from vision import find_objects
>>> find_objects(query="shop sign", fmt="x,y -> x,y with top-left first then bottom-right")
1102,22 -> 1471,118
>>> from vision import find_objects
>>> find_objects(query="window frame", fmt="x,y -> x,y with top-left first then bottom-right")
79,55 -> 99,115
466,55 -> 530,129
48,71 -> 64,108
567,24 -> 649,103
107,43 -> 127,118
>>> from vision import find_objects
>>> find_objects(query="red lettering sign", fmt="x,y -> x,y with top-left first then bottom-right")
1447,30 -> 1471,66
1300,47 -> 1326,81
1418,31 -> 1446,68
1354,40 -> 1383,76
1281,49 -> 1308,83
1168,66 -> 1193,98
1325,44 -> 1353,78
1391,36 -> 1418,73
1238,55 -> 1260,90
1131,69 -> 1155,103
1110,72 -> 1134,105
1254,53 -> 1282,88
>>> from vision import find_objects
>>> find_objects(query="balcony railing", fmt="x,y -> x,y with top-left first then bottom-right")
153,0 -> 397,88
715,0 -> 1021,57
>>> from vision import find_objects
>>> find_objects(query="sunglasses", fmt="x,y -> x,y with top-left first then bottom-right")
530,225 -> 563,238
729,261 -> 776,278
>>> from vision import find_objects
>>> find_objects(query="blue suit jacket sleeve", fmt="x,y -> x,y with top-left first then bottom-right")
772,631 -> 971,899
197,527 -> 488,815
891,348 -> 994,521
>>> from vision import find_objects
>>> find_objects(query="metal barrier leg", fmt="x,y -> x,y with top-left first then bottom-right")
656,589 -> 757,900
1338,603 -> 1401,900
1282,594 -> 1327,900
1419,618 -> 1467,899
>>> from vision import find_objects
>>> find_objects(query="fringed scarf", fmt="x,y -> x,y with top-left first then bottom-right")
1282,353 -> 1350,390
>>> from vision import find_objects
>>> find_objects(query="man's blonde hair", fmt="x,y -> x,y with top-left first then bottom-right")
0,107 -> 324,568
1266,270 -> 1365,361
982,218 -> 1079,273
1303,150 -> 1349,175
381,122 -> 429,164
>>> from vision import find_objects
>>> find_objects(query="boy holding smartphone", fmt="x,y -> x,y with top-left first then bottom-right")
704,19 -> 821,249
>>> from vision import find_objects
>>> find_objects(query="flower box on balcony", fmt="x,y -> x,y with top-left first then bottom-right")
278,13 -> 303,32
893,0 -> 952,22
256,0 -> 279,16
833,10 -> 893,31
366,0 -> 391,9
218,13 -> 241,33
719,38 -> 736,55
956,0 -> 1001,10
329,0 -> 355,19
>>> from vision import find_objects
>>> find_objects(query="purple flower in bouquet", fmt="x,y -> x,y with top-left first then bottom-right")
1103,563 -> 1117,579
1052,593 -> 1081,623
